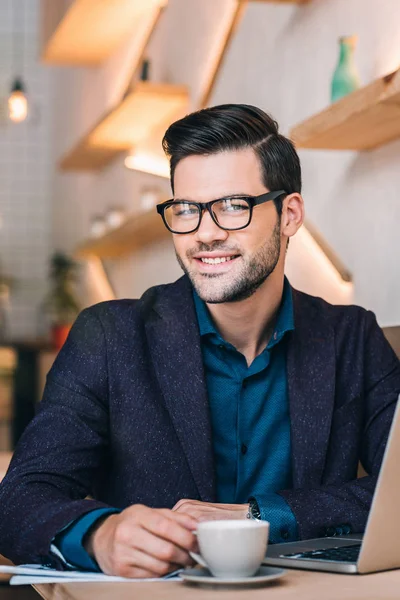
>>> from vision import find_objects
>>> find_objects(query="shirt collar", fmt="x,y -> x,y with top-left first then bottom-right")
193,277 -> 294,345
193,287 -> 217,337
268,276 -> 294,348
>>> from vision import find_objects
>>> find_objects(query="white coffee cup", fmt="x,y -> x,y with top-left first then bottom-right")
190,520 -> 269,578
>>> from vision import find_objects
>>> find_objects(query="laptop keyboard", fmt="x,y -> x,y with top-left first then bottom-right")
281,543 -> 362,563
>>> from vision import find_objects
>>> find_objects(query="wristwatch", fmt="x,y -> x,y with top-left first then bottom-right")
247,497 -> 261,520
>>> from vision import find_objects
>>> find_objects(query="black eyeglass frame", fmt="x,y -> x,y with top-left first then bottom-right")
156,190 -> 287,234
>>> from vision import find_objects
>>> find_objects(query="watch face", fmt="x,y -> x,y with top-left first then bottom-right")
249,499 -> 261,520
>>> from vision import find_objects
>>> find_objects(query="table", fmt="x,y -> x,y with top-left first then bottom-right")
32,567 -> 400,600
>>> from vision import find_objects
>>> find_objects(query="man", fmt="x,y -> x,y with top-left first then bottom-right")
0,105 -> 399,578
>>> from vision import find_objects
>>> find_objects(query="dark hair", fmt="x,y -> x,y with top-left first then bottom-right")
162,104 -> 301,216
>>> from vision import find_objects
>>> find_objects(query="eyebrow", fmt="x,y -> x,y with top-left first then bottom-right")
173,193 -> 253,203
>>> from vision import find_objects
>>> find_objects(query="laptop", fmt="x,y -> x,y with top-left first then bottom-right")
264,395 -> 400,574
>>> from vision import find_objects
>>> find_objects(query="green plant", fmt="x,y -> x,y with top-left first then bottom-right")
44,252 -> 80,325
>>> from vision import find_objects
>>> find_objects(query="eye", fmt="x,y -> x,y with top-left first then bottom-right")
221,198 -> 250,212
172,202 -> 198,217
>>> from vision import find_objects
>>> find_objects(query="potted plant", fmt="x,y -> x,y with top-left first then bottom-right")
44,252 -> 81,350
0,262 -> 13,343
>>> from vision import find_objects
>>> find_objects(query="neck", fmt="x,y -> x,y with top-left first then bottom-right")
205,261 -> 285,366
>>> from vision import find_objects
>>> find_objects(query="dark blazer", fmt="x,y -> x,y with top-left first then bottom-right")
0,276 -> 399,568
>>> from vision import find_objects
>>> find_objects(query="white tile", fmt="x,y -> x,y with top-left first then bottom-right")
0,0 -> 51,339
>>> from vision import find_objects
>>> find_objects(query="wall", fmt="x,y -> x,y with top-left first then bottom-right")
0,0 -> 53,340
51,0 -> 400,325
211,0 -> 400,326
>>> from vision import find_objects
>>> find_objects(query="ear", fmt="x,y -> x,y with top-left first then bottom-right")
281,193 -> 304,239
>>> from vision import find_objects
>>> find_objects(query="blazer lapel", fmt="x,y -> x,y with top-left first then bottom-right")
144,276 -> 216,502
287,290 -> 336,488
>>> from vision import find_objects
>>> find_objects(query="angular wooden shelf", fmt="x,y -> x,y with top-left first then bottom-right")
290,68 -> 400,150
60,82 -> 189,171
41,0 -> 166,66
383,326 -> 400,359
76,210 -> 170,259
200,0 -> 308,108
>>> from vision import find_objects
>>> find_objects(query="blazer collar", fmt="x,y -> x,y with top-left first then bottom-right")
144,276 -> 216,502
144,276 -> 336,496
287,289 -> 336,487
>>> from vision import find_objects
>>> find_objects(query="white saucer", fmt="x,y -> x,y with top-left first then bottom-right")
181,566 -> 286,587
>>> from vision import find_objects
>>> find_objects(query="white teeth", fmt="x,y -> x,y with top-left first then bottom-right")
200,256 -> 234,264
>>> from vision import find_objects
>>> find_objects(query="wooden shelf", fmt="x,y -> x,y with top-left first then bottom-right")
290,68 -> 400,150
60,82 -> 189,170
41,0 -> 166,66
200,2 -> 247,108
383,326 -> 400,359
303,220 -> 352,283
76,209 -> 170,259
200,0 -> 307,108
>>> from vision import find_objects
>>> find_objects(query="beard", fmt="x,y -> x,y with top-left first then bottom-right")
175,218 -> 281,304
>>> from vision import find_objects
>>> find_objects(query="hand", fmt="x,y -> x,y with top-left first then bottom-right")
173,499 -> 249,521
85,504 -> 198,578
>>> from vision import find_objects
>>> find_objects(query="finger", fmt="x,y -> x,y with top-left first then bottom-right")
119,566 -> 160,579
173,503 -> 216,517
171,504 -> 200,520
122,564 -> 181,580
159,508 -> 198,530
111,508 -> 197,555
172,499 -> 195,511
133,526 -> 194,567
172,507 -> 225,522
148,513 -> 197,551
119,547 -> 177,577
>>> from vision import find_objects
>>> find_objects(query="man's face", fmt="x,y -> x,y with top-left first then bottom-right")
173,148 -> 283,304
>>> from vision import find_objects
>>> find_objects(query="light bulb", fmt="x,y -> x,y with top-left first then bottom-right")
8,79 -> 28,123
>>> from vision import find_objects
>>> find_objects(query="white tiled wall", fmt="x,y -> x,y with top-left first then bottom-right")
50,0 -> 400,325
0,0 -> 53,340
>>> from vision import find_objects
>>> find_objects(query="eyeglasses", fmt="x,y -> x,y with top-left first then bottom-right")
156,190 -> 287,234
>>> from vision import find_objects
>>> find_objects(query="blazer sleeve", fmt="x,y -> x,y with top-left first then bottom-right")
0,307 -> 113,568
278,310 -> 400,540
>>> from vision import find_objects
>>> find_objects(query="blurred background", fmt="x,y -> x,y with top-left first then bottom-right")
0,0 -> 399,467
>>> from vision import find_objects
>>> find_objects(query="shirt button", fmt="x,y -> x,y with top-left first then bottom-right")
343,524 -> 351,535
280,528 -> 289,540
273,332 -> 278,340
218,344 -> 225,350
241,444 -> 248,455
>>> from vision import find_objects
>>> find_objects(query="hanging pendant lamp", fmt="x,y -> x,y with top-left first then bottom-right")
8,78 -> 28,123
8,1 -> 28,123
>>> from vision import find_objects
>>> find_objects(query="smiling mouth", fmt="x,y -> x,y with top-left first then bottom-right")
192,255 -> 241,273
196,255 -> 240,265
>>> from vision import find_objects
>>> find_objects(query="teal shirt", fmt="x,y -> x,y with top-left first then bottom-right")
193,277 -> 298,543
53,278 -> 297,570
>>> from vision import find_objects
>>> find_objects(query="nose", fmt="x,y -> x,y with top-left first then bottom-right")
194,209 -> 229,245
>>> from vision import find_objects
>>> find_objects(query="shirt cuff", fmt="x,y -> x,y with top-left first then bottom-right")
52,507 -> 121,571
252,493 -> 298,544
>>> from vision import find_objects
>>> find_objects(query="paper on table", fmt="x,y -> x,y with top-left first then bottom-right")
10,575 -> 181,585
0,564 -> 182,585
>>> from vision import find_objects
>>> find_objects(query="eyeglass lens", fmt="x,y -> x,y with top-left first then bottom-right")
163,198 -> 251,233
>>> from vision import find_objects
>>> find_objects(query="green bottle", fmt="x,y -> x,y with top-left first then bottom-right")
331,36 -> 361,103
